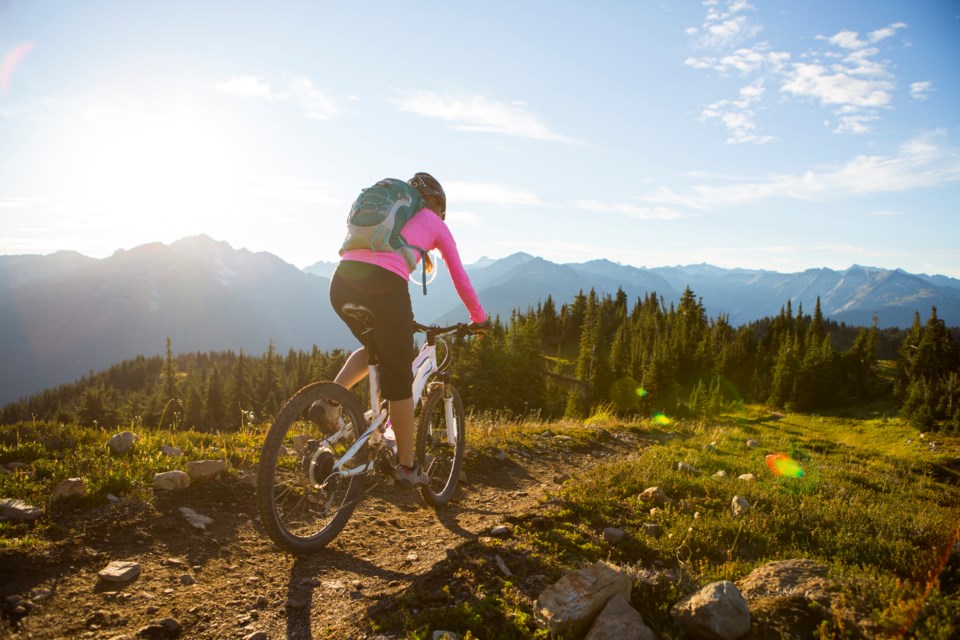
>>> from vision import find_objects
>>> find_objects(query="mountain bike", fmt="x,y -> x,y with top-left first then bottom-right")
257,302 -> 484,554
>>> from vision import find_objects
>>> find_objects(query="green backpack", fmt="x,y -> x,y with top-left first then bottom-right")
339,178 -> 430,293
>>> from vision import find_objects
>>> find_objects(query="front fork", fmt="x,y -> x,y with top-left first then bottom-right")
430,374 -> 457,446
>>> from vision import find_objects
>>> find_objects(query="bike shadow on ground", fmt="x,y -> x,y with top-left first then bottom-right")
283,549 -> 411,640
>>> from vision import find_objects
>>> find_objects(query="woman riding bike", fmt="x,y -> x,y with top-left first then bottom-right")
313,172 -> 486,488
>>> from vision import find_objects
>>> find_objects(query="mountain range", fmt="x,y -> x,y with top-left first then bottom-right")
2,235 -> 958,406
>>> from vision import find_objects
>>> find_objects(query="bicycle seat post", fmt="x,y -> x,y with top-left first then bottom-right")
341,303 -> 381,416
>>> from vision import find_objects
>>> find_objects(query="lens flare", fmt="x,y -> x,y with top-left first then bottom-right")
409,251 -> 440,288
1,42 -> 36,95
637,387 -> 649,398
765,453 -> 804,478
652,412 -> 672,426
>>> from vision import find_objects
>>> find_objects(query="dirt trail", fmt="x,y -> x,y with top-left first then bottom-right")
1,432 -> 637,639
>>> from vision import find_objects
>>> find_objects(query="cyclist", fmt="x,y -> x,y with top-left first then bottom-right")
315,172 -> 487,488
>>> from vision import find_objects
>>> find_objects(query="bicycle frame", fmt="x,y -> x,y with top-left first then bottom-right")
329,330 -> 454,478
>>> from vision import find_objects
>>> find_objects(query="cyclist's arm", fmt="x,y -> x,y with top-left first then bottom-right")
433,221 -> 487,324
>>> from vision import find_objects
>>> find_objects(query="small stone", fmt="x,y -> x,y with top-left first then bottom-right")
490,525 -> 512,537
642,523 -> 663,538
153,470 -> 190,492
732,495 -> 751,517
0,498 -> 42,521
179,574 -> 196,586
745,439 -> 761,449
637,486 -> 670,505
738,473 -> 757,482
108,431 -> 138,455
98,561 -> 142,583
678,462 -> 700,474
179,507 -> 213,530
52,477 -> 86,501
186,459 -> 227,482
713,470 -> 728,478
160,445 -> 183,458
602,527 -> 626,544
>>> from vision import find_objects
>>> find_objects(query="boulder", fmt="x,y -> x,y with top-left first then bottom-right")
584,594 -> 656,640
186,459 -> 227,481
671,580 -> 751,640
638,486 -> 670,505
0,498 -> 42,521
731,495 -> 750,517
108,431 -> 138,455
160,444 -> 183,458
736,559 -> 837,637
535,562 -> 632,637
51,477 -> 86,502
154,470 -> 191,492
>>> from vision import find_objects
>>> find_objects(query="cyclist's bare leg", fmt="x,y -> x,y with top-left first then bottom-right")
334,347 -> 369,389
389,397 -> 415,467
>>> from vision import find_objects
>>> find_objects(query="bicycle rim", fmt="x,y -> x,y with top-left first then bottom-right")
416,384 -> 466,507
257,382 -> 368,553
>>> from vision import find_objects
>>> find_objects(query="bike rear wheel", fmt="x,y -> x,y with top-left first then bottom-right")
257,382 -> 367,553
416,383 -> 466,506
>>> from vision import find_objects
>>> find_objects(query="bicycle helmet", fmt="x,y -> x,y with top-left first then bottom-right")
408,172 -> 446,218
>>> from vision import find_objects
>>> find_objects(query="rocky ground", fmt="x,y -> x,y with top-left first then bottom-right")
1,434 -> 635,639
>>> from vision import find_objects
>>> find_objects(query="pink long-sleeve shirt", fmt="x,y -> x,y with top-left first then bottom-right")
340,209 -> 487,324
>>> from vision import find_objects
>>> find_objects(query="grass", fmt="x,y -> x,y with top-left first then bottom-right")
375,405 -> 960,639
2,407 -> 959,638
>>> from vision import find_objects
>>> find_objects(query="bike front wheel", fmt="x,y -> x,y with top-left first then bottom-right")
257,382 -> 367,553
416,383 -> 466,507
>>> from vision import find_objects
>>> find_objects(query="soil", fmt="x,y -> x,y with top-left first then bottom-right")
0,434 -> 636,639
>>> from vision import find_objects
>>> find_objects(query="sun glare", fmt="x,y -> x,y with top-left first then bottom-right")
57,97 -> 246,239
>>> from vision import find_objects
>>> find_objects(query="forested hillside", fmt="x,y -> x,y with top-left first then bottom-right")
3,288 -> 958,432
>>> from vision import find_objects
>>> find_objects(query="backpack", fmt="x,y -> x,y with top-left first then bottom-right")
339,178 -> 430,293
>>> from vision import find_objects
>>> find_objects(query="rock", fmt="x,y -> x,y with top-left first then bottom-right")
108,431 -> 139,455
535,561 -> 632,637
642,523 -> 663,538
737,559 -> 833,602
99,561 -> 142,583
713,470 -> 727,478
638,486 -> 670,505
703,443 -> 718,452
238,472 -> 258,488
585,594 -> 656,640
745,439 -> 760,449
602,527 -> 626,544
495,555 -> 512,577
179,574 -> 196,586
186,459 -> 227,481
153,470 -> 191,492
179,507 -> 213,530
671,580 -> 751,640
160,445 -> 183,458
0,498 -> 42,521
731,495 -> 750,517
490,524 -> 512,537
52,477 -> 86,501
678,462 -> 700,474
291,434 -> 311,452
738,473 -> 757,482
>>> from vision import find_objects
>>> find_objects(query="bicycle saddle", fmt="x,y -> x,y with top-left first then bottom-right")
341,303 -> 375,325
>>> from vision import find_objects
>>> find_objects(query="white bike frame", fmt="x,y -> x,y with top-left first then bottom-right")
330,337 -> 456,478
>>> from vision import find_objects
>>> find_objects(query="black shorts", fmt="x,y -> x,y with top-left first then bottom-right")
329,260 -> 414,400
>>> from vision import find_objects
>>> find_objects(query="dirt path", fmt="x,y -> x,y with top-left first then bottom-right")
1,432 -> 637,639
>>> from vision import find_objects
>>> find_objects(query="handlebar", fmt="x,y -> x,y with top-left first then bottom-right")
413,320 -> 490,339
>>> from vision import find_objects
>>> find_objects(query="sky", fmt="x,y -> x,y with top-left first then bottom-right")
1,0 -> 959,277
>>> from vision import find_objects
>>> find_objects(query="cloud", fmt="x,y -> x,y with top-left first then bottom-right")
288,75 -> 337,120
214,75 -> 278,101
215,74 -> 338,120
391,92 -> 571,142
641,131 -> 960,207
446,181 -> 543,206
699,80 -> 776,144
685,8 -> 911,138
573,199 -> 689,220
910,81 -> 933,101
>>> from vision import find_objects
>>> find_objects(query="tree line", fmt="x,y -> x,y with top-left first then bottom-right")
2,288 -> 957,432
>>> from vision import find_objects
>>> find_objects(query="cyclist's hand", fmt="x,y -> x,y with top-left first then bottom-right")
468,319 -> 492,334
